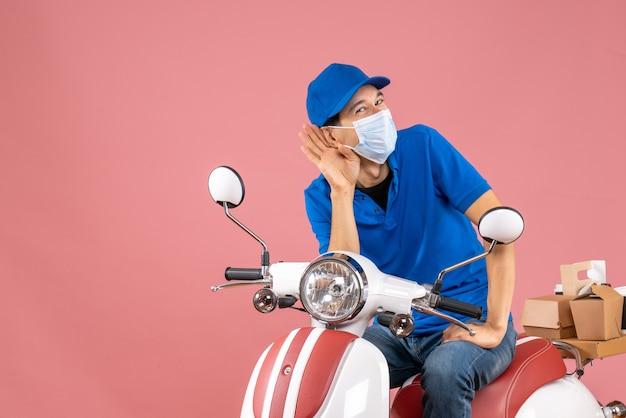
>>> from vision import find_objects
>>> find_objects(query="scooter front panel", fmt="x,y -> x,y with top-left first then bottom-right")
252,327 -> 317,417
315,337 -> 390,417
295,329 -> 362,416
245,327 -> 362,418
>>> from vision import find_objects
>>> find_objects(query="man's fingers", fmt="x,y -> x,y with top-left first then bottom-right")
299,124 -> 331,156
299,135 -> 323,160
337,143 -> 359,161
300,144 -> 320,165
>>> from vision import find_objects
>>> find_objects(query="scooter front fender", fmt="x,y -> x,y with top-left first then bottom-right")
241,327 -> 389,418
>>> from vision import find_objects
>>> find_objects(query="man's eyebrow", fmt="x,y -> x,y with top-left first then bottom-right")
347,91 -> 384,113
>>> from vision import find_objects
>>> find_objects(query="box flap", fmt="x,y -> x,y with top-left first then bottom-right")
573,284 -> 622,301
592,284 -> 623,302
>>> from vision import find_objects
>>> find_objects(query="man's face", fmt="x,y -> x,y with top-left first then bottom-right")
326,84 -> 389,147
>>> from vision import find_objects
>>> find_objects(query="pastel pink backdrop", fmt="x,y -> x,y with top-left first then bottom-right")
1,1 -> 625,417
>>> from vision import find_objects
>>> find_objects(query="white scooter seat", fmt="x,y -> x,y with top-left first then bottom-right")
390,336 -> 566,418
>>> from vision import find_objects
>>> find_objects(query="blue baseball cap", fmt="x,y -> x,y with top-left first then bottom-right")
306,63 -> 390,126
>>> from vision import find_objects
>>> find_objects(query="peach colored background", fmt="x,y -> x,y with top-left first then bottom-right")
1,1 -> 625,417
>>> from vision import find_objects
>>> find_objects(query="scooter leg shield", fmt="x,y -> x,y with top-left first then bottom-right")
241,327 -> 390,418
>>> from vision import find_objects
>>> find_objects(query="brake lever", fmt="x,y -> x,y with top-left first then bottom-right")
211,278 -> 272,292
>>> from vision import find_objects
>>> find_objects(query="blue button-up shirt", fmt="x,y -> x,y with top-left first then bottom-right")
304,124 -> 492,335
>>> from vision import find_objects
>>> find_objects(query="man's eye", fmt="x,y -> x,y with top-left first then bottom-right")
376,98 -> 384,105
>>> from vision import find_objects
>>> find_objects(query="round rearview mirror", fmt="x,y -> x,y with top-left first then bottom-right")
208,166 -> 245,208
478,207 -> 524,244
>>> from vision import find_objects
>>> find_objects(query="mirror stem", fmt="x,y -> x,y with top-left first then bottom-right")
431,240 -> 497,295
223,203 -> 270,275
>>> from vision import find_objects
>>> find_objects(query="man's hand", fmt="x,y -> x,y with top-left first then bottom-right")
299,123 -> 360,193
441,321 -> 507,349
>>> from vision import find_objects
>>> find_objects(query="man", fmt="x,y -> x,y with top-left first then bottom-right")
298,63 -> 517,417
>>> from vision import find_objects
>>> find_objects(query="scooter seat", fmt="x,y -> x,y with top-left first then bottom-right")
390,336 -> 567,418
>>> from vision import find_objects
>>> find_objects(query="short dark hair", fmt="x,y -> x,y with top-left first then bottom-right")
323,113 -> 341,127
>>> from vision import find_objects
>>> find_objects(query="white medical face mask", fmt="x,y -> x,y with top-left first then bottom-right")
329,109 -> 397,164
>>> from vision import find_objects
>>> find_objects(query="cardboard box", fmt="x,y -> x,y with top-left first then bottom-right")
560,260 -> 606,296
521,295 -> 577,339
615,286 -> 626,329
569,284 -> 624,340
559,334 -> 626,360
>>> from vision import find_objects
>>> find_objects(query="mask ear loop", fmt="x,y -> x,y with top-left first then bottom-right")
325,126 -> 354,130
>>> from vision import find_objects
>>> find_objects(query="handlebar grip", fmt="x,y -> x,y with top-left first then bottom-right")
224,267 -> 263,281
376,311 -> 396,328
435,296 -> 483,320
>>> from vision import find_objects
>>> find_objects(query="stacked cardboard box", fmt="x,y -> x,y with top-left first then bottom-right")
521,260 -> 626,359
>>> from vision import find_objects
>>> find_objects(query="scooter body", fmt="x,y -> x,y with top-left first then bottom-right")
241,329 -> 608,418
517,376 -> 606,417
207,165 -> 624,418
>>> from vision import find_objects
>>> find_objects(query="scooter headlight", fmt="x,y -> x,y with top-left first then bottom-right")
299,253 -> 367,324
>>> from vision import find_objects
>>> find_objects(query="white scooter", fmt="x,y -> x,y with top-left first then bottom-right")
208,165 -> 626,418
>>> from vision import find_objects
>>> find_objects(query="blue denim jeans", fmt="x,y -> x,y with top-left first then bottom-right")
363,320 -> 517,418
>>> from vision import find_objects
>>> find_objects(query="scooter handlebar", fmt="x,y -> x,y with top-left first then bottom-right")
376,311 -> 395,328
224,267 -> 263,281
435,296 -> 483,320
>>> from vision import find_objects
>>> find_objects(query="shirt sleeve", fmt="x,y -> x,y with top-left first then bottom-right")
426,127 -> 491,213
304,178 -> 332,254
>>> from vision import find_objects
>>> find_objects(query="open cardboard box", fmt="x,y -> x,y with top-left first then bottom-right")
521,260 -> 625,339
521,260 -> 626,359
559,284 -> 626,360
569,284 -> 624,341
521,294 -> 577,339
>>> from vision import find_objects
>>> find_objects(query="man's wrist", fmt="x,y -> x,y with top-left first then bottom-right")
330,187 -> 355,199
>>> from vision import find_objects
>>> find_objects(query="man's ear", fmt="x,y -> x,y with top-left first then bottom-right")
320,127 -> 338,148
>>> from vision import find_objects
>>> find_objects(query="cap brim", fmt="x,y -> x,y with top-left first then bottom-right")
328,76 -> 391,122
